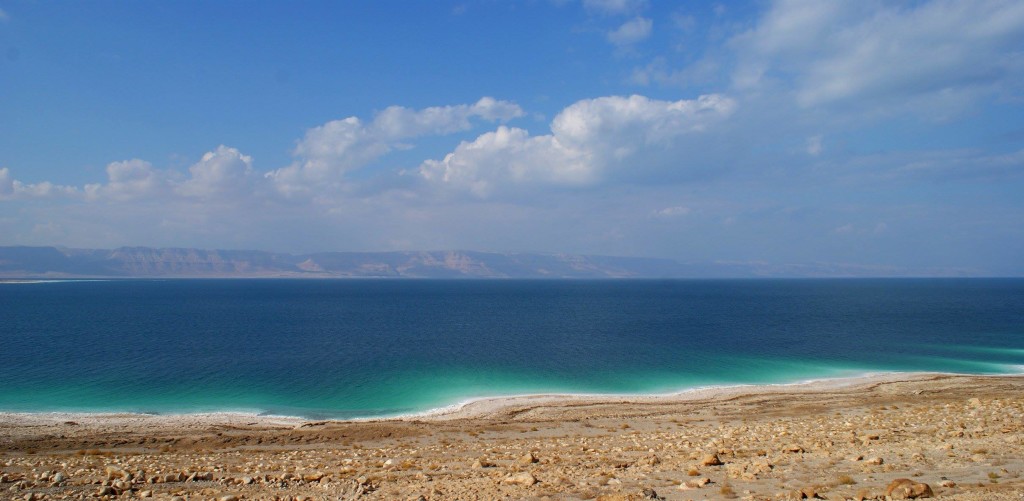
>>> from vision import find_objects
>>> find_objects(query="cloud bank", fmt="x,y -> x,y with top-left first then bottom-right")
419,94 -> 736,197
2,0 -> 1022,275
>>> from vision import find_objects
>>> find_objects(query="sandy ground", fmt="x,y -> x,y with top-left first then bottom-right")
0,373 -> 1022,500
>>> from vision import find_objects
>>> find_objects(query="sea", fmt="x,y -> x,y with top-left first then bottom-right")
1,278 -> 1022,419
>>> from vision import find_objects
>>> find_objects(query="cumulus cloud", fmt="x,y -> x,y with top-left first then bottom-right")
607,17 -> 653,46
732,0 -> 1024,108
4,98 -> 525,204
419,126 -> 591,197
583,0 -> 647,16
78,146 -> 264,203
176,145 -> 258,199
267,97 -> 523,196
84,159 -> 165,201
419,94 -> 737,197
0,167 -> 78,200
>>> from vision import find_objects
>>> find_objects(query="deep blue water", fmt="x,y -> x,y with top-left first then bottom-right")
1,279 -> 1022,419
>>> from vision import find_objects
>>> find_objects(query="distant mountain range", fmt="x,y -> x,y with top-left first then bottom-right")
0,246 -> 984,279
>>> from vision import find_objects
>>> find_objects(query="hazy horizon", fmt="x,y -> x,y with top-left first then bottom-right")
2,1 -> 1023,275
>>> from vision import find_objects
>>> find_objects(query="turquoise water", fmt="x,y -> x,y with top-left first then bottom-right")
1,279 -> 1022,418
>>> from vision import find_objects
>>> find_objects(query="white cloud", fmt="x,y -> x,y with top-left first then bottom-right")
630,56 -> 721,88
0,168 -> 12,196
893,148 -> 1024,180
0,167 -> 77,200
607,17 -> 653,46
176,145 -> 258,199
267,97 -> 523,196
419,126 -> 591,198
372,97 -> 523,138
85,159 -> 165,201
806,135 -> 823,156
732,0 -> 1024,109
583,0 -> 647,16
653,205 -> 691,218
420,94 -> 737,197
833,223 -> 854,235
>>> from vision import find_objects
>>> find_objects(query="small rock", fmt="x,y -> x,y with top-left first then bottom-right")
680,477 -> 711,489
518,452 -> 538,465
218,496 -> 240,501
885,479 -> 933,499
51,472 -> 65,484
701,453 -> 723,466
502,472 -> 537,486
774,491 -> 803,501
783,445 -> 805,453
865,457 -> 884,465
112,479 -> 132,493
641,487 -> 662,499
800,485 -> 820,499
472,459 -> 495,468
938,480 -> 956,488
853,490 -> 875,501
138,490 -> 153,498
241,476 -> 253,485
105,466 -> 127,481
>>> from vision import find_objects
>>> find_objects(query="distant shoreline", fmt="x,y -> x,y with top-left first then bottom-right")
0,245 -> 1003,278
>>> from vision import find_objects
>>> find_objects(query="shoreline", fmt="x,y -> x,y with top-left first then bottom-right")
2,372 -> 1022,500
0,369 -> 1014,425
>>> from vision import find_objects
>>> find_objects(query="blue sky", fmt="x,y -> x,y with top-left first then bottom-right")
1,0 -> 1023,275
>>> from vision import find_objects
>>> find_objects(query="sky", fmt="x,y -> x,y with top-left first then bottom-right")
1,0 -> 1023,275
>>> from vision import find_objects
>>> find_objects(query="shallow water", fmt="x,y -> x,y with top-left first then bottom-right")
1,278 -> 1022,418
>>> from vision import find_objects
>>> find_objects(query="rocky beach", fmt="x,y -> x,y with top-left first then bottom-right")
1,373 -> 1022,500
